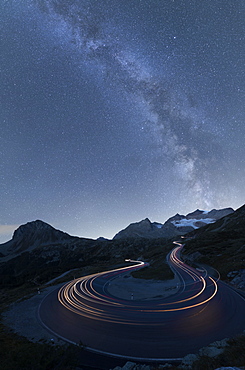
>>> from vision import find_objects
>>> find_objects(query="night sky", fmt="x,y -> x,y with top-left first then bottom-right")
1,0 -> 245,242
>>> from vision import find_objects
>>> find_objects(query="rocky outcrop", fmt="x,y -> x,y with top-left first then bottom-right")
178,353 -> 199,369
228,269 -> 245,290
111,362 -> 174,369
111,336 -> 244,369
112,362 -> 151,370
178,338 -> 232,369
198,338 -> 229,357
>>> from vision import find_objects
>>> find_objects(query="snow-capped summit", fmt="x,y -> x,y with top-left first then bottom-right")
171,217 -> 216,230
170,208 -> 234,230
113,208 -> 234,239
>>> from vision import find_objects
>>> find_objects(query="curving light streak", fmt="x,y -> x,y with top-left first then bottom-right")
57,243 -> 219,325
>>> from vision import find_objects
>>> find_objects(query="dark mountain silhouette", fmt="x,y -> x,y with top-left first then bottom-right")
0,206 -> 243,288
183,204 -> 245,279
0,220 -> 77,259
113,208 -> 234,239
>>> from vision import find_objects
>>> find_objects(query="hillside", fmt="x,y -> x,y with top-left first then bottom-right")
0,220 -> 172,288
0,220 -> 76,260
0,208 -> 245,370
182,204 -> 245,282
0,205 -> 243,289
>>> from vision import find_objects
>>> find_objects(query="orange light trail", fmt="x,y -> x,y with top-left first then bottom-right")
57,244 -> 219,325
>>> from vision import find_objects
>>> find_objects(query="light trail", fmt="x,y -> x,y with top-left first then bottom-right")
57,242 -> 219,325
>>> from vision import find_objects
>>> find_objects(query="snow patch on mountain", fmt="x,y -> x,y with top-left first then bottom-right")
152,222 -> 163,229
113,208 -> 234,239
171,217 -> 216,229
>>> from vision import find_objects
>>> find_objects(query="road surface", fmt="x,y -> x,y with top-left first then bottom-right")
38,243 -> 245,360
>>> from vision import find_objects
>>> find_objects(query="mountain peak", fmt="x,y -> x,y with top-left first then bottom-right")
186,209 -> 205,219
113,218 -> 153,239
165,213 -> 185,223
2,220 -> 74,258
13,220 -> 55,239
113,207 -> 235,240
141,218 -> 151,224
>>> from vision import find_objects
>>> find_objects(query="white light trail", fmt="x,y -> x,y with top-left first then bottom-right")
57,243 -> 219,325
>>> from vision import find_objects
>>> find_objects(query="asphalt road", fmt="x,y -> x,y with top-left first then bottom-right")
38,244 -> 245,361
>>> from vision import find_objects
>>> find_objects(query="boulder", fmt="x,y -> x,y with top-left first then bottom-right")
111,362 -> 152,370
121,362 -> 136,370
199,346 -> 224,357
178,353 -> 199,369
230,269 -> 245,289
199,338 -> 229,358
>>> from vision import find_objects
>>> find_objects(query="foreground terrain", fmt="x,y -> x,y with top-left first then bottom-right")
1,205 -> 245,369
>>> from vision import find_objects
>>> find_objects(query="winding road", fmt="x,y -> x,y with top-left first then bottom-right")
38,243 -> 245,361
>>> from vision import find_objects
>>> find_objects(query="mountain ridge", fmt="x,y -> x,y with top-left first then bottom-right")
113,207 -> 234,240
182,203 -> 245,282
0,207 -> 235,260
0,204 -> 244,292
0,205 -> 244,370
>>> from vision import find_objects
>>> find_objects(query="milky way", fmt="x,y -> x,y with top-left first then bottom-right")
1,0 -> 245,241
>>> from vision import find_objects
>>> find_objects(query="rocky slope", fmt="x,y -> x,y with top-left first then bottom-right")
0,219 -> 172,287
0,220 -> 77,260
0,205 -> 243,288
113,208 -> 234,240
0,207 -> 244,370
182,204 -> 245,283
